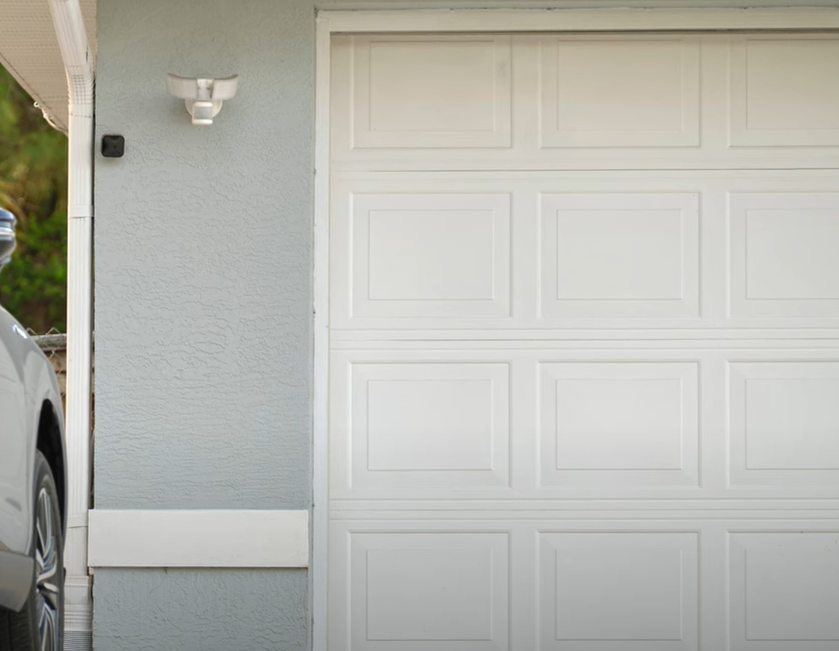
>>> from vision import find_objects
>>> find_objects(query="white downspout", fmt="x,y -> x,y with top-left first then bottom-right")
47,1 -> 94,648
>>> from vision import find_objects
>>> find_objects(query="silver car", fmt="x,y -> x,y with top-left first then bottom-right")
0,208 -> 66,651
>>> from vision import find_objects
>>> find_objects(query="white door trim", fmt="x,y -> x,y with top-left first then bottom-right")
312,12 -> 332,651
311,8 -> 839,650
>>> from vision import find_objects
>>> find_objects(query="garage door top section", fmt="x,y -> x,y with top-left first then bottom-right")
332,33 -> 839,171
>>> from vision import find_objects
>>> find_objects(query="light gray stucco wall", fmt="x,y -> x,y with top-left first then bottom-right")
95,0 -> 313,512
94,0 -> 313,648
93,0 -> 839,649
92,569 -> 308,651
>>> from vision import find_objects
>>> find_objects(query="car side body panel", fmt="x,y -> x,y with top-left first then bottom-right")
0,307 -> 30,557
0,548 -> 33,612
0,305 -> 66,612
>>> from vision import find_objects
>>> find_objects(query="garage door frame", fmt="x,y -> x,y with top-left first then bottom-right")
312,8 -> 839,650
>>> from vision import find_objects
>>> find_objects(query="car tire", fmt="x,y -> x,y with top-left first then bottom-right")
0,451 -> 64,651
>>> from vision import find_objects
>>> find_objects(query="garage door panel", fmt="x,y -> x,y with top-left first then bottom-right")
540,193 -> 700,319
539,36 -> 701,149
728,531 -> 839,650
333,347 -> 839,500
730,36 -> 839,148
331,530 -> 510,651
342,34 -> 512,150
729,359 -> 839,490
334,192 -> 512,321
329,521 -> 839,651
333,34 -> 839,171
334,176 -> 839,330
330,357 -> 511,497
729,192 -> 839,319
539,532 -> 699,651
539,361 -> 700,489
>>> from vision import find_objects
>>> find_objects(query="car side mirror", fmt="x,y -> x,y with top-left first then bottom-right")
0,208 -> 16,272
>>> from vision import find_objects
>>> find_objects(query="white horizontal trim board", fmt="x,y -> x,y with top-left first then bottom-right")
88,510 -> 309,568
321,8 -> 839,32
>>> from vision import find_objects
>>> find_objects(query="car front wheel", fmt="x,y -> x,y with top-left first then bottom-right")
0,451 -> 64,651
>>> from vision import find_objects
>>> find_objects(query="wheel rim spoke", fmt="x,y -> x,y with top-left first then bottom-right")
38,597 -> 56,651
35,486 -> 60,651
37,563 -> 57,584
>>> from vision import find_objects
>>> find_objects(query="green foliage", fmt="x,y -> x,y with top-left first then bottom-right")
0,66 -> 68,333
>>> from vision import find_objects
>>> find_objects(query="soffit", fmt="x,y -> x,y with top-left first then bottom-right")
0,0 -> 96,133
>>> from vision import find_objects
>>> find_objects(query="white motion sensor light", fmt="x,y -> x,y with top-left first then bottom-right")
166,74 -> 239,125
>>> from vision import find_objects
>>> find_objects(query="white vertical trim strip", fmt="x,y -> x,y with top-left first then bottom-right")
312,12 -> 333,651
88,510 -> 309,568
46,0 -> 94,645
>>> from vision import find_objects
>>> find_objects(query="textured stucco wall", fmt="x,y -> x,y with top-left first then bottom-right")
92,569 -> 308,651
95,0 -> 312,512
94,0 -> 312,648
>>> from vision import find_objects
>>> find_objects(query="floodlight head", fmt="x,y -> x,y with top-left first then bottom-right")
167,74 -> 239,125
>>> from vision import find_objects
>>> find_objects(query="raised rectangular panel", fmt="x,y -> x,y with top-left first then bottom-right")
540,532 -> 698,650
540,193 -> 699,319
731,37 -> 839,146
729,532 -> 839,649
367,379 -> 493,471
745,378 -> 839,469
557,212 -> 681,299
349,194 -> 511,319
351,36 -> 511,149
539,362 -> 699,488
540,37 -> 700,148
729,193 -> 839,319
369,210 -> 493,301
746,211 -> 839,299
729,361 -> 839,488
349,532 -> 509,651
555,379 -> 683,470
346,362 -> 510,491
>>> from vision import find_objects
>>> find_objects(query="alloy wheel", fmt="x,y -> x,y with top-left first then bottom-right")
34,487 -> 60,651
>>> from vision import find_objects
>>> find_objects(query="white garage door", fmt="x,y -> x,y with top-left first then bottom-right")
327,32 -> 839,651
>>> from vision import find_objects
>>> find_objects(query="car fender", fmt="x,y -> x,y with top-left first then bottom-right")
22,342 -> 67,554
